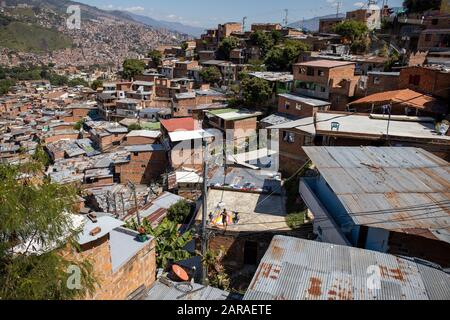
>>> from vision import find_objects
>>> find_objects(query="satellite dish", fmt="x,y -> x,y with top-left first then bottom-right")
172,264 -> 189,281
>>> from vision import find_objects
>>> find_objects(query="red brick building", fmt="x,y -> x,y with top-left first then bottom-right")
399,66 -> 450,100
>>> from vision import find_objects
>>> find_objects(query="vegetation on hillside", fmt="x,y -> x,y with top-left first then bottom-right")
0,160 -> 96,299
0,18 -> 72,53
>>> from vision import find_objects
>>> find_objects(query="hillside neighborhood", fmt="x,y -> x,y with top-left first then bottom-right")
0,0 -> 449,302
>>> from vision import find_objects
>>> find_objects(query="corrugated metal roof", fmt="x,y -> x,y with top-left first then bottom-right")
302,147 -> 450,243
244,235 -> 450,300
145,278 -> 231,300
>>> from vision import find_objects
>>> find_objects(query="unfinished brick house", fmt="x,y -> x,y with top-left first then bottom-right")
123,130 -> 161,145
68,216 -> 156,300
160,118 -> 206,171
293,60 -> 359,111
277,93 -> 331,118
115,144 -> 167,185
399,66 -> 450,100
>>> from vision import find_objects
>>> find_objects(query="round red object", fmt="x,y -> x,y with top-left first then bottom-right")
172,264 -> 189,281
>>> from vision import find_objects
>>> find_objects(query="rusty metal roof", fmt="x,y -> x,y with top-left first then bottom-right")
302,147 -> 450,244
244,236 -> 450,300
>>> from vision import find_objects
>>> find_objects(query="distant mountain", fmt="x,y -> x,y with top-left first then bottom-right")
288,13 -> 345,32
126,12 -> 205,37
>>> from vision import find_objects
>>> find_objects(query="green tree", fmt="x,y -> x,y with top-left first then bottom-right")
249,31 -> 274,57
68,77 -> 88,87
0,79 -> 15,95
200,66 -> 222,85
167,200 -> 191,224
241,77 -> 272,106
126,218 -> 192,269
265,40 -> 309,71
199,247 -> 230,290
334,20 -> 369,43
378,44 -> 389,57
91,79 -> 103,90
0,161 -> 96,299
217,37 -> 240,60
147,50 -> 163,66
271,30 -> 282,45
127,123 -> 142,132
32,144 -> 50,167
181,42 -> 189,51
122,59 -> 146,80
247,59 -> 267,72
48,73 -> 68,86
73,119 -> 85,131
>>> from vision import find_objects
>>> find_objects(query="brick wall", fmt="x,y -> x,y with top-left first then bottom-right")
399,66 -> 450,100
68,233 -> 156,300
116,150 -> 167,185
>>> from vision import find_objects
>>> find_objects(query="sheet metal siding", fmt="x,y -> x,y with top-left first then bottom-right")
302,147 -> 450,237
244,236 -> 450,300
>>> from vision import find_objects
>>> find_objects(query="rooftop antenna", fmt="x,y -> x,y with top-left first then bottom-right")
242,16 -> 247,32
283,9 -> 289,26
336,1 -> 342,17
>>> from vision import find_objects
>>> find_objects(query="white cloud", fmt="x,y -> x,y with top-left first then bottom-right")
354,2 -> 366,7
125,6 -> 145,13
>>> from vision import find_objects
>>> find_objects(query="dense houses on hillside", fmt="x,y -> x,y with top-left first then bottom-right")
0,0 -> 449,301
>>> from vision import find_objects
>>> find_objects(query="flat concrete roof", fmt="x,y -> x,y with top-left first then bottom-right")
197,189 -> 288,233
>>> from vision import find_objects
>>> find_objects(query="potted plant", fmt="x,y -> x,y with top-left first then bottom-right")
137,226 -> 148,242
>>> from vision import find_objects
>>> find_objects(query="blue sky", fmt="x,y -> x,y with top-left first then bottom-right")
77,0 -> 404,28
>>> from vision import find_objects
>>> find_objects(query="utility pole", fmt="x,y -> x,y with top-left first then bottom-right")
386,104 -> 392,146
336,1 -> 341,18
201,139 -> 209,285
128,181 -> 141,225
283,9 -> 289,26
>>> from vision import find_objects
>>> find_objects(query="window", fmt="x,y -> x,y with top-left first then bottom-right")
295,103 -> 302,111
320,86 -> 326,93
306,67 -> 315,76
318,69 -> 325,77
283,131 -> 295,143
134,152 -> 139,156
285,102 -> 290,110
425,34 -> 432,42
141,164 -> 146,168
374,77 -> 380,84
304,135 -> 313,146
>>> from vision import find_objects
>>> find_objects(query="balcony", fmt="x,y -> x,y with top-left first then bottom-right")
299,177 -> 350,246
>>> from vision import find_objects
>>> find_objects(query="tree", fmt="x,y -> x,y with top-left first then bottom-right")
0,161 -> 96,299
199,247 -> 230,290
125,218 -> 192,269
334,20 -> 369,43
127,123 -> 142,132
32,144 -> 50,167
378,44 -> 389,57
247,59 -> 267,72
403,0 -> 441,13
200,66 -> 222,85
265,41 -> 309,71
73,119 -> 85,131
181,42 -> 189,51
48,73 -> 68,86
68,77 -> 88,87
167,200 -> 191,224
241,77 -> 272,106
0,79 -> 15,95
271,30 -> 282,45
122,59 -> 146,80
217,37 -> 240,60
91,79 -> 103,90
249,31 -> 274,57
147,50 -> 163,66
